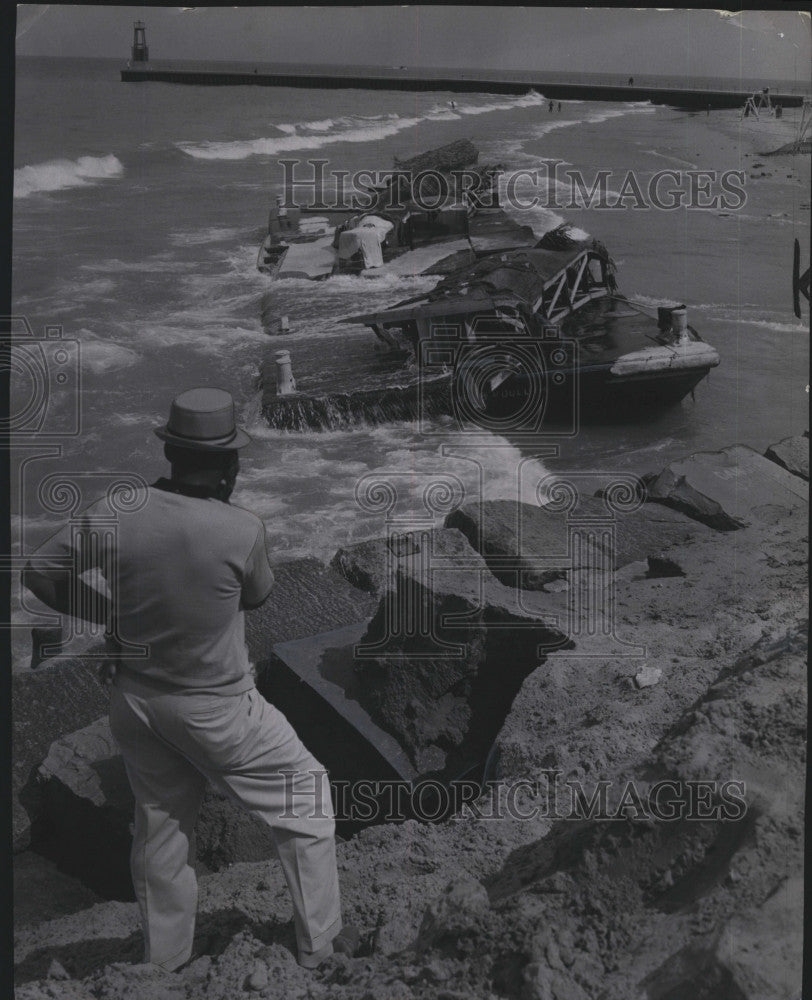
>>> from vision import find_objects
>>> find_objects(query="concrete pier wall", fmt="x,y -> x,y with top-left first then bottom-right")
119,63 -> 807,110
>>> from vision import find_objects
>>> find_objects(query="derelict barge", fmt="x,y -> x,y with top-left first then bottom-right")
257,139 -> 534,280
344,226 -> 721,423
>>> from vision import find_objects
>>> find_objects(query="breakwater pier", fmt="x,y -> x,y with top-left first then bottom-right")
120,60 -> 807,111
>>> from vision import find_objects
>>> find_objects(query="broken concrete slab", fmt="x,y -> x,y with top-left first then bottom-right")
331,526 -> 503,598
445,497 -> 709,589
331,531 -> 423,597
35,715 -> 279,898
354,528 -> 568,773
764,434 -> 809,481
271,622 -> 419,782
645,444 -> 808,530
245,557 -> 378,661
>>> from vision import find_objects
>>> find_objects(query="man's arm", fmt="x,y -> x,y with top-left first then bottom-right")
241,523 -> 274,611
21,511 -> 113,626
22,566 -> 111,624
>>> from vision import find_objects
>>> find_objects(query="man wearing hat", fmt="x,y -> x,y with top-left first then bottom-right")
22,387 -> 355,972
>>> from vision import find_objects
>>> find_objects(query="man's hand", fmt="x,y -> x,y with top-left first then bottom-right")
98,660 -> 118,686
99,629 -> 121,687
22,567 -> 111,625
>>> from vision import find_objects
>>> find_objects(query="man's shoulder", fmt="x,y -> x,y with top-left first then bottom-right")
221,501 -> 263,532
161,491 -> 262,537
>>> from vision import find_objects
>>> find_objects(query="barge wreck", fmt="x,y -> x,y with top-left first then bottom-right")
345,226 -> 721,422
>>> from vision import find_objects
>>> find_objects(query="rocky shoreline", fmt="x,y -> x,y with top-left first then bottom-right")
12,436 -> 808,1000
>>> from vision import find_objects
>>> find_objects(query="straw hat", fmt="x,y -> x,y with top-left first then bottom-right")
154,387 -> 251,451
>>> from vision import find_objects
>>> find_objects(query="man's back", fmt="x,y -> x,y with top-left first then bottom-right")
37,485 -> 273,693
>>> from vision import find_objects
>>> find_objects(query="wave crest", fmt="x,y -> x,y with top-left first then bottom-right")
14,154 -> 124,198
178,91 -> 554,162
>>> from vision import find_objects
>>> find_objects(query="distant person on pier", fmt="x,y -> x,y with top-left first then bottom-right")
628,76 -> 634,86
22,388 -> 359,973
549,99 -> 554,112
558,101 -> 562,112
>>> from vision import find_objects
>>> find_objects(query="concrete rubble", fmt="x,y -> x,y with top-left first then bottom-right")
644,443 -> 808,529
445,496 -> 709,588
764,433 -> 809,482
12,438 -> 808,999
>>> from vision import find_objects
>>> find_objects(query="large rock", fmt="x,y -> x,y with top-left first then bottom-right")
445,498 -> 708,589
36,715 -> 278,898
354,528 -> 568,773
331,532 -> 422,597
764,434 -> 809,481
245,557 -> 377,661
645,444 -> 808,530
13,658 -> 110,851
713,876 -> 803,1000
643,877 -> 803,1000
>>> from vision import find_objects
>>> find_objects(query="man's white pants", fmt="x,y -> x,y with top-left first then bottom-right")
109,671 -> 342,971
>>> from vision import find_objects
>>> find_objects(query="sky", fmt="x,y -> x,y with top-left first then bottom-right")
14,5 -> 812,83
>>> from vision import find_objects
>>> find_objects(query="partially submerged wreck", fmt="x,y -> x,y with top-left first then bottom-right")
345,225 -> 721,417
257,140 -> 528,280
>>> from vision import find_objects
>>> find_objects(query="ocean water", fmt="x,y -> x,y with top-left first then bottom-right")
11,56 -> 810,603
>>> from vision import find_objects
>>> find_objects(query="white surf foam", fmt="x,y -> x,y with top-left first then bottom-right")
178,114 -> 426,160
14,154 -> 124,198
167,226 -> 245,247
178,91 -> 556,162
237,419 -> 552,561
496,171 -> 565,236
81,258 -> 198,275
79,338 -> 141,374
454,89 -> 548,117
736,317 -> 810,333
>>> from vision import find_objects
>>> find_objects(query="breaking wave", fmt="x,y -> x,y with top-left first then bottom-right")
452,89 -> 548,117
177,91 -> 552,161
178,115 -> 425,160
14,154 -> 124,198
